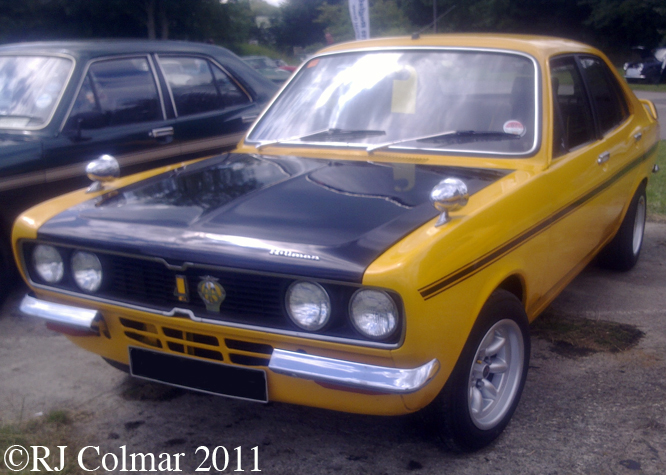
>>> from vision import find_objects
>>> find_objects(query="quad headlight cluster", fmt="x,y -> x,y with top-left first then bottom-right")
285,280 -> 400,340
32,244 -> 103,292
29,243 -> 401,342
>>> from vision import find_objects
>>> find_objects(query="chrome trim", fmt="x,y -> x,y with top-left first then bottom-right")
597,151 -> 610,165
430,177 -> 469,226
0,53 -> 76,132
149,126 -> 175,138
146,55 -> 168,120
19,239 -> 405,350
268,349 -> 439,394
19,294 -> 99,330
244,46 -> 542,158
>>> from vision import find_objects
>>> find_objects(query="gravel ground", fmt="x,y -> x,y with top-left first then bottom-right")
1,223 -> 665,475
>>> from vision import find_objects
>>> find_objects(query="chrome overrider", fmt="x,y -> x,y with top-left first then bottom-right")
20,295 -> 440,394
20,294 -> 99,330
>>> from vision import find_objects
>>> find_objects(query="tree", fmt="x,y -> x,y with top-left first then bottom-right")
316,0 -> 413,44
0,0 -> 254,46
582,0 -> 666,50
272,0 -> 335,48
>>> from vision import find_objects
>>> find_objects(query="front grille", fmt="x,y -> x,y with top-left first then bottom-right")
119,317 -> 272,367
104,255 -> 286,326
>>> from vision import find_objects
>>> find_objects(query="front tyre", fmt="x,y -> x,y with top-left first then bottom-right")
431,290 -> 530,451
598,185 -> 646,271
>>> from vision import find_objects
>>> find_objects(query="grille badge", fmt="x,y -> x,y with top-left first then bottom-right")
197,276 -> 226,312
174,275 -> 189,303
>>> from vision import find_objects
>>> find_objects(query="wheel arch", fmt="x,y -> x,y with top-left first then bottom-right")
495,273 -> 526,307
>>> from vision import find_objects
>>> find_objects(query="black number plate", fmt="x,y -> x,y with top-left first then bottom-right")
129,347 -> 268,402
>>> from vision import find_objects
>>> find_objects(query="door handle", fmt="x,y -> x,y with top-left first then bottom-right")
633,132 -> 643,142
149,126 -> 174,138
241,114 -> 258,124
597,151 -> 610,165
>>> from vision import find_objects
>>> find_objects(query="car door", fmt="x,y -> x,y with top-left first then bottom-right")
156,55 -> 261,158
543,54 -> 641,291
43,55 -> 177,185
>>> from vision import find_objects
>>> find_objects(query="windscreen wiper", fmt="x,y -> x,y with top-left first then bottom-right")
367,130 -> 520,153
256,128 -> 385,150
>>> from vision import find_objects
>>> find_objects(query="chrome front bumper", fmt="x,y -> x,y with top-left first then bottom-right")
20,294 -> 439,394
268,349 -> 439,394
20,294 -> 99,330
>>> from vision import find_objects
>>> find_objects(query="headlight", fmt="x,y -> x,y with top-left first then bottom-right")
33,245 -> 64,284
350,289 -> 398,339
286,281 -> 331,331
71,251 -> 103,292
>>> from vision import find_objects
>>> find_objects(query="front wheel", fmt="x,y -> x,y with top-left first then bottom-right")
429,290 -> 530,451
598,185 -> 646,271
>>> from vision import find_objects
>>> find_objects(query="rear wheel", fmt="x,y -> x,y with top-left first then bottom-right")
430,290 -> 530,451
598,185 -> 646,271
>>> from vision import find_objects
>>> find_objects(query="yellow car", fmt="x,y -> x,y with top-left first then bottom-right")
13,34 -> 660,451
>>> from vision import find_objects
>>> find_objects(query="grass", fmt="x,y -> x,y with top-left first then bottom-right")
0,410 -> 85,475
628,83 -> 666,93
647,141 -> 666,219
230,43 -> 295,64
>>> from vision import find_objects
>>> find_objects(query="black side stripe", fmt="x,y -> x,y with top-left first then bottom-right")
419,143 -> 657,300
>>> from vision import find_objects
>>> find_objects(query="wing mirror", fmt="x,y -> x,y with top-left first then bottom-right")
86,154 -> 119,193
430,178 -> 469,226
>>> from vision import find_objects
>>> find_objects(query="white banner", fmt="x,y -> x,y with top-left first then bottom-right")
349,0 -> 370,40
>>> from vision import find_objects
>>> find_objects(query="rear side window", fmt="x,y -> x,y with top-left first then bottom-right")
578,56 -> 628,135
550,56 -> 596,156
159,56 -> 250,117
67,57 -> 162,129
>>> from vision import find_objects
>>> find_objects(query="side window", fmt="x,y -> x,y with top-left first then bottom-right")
578,56 -> 628,135
211,64 -> 251,107
159,56 -> 250,117
550,56 -> 596,157
67,57 -> 161,129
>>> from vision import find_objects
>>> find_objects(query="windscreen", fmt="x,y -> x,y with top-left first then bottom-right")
247,50 -> 539,156
0,55 -> 73,129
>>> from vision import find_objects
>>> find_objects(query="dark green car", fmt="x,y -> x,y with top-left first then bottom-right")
0,40 -> 277,298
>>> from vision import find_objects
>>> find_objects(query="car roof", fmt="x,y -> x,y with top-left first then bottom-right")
0,39 -> 240,62
318,34 -> 601,61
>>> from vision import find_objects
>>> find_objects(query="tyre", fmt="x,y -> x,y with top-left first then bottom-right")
0,236 -> 17,304
598,185 -> 646,271
429,290 -> 530,451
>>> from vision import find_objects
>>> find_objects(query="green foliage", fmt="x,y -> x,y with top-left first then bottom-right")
271,0 -> 330,48
232,43 -> 294,63
647,141 -> 666,218
582,0 -> 666,50
316,0 -> 413,43
0,0 -> 664,65
0,0 -> 256,45
45,410 -> 70,425
0,411 -> 80,475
